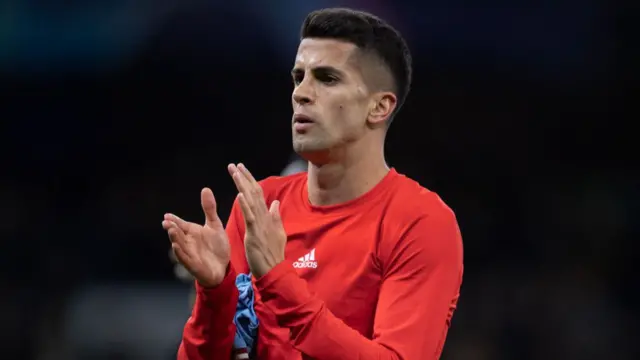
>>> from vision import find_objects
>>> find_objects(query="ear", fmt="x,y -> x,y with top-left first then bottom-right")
367,92 -> 397,126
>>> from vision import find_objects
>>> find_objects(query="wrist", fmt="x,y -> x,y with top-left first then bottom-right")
197,263 -> 232,289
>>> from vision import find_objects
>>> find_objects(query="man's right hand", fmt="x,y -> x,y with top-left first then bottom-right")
162,187 -> 230,288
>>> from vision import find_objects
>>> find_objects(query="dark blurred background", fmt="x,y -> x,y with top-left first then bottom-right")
0,1 -> 635,359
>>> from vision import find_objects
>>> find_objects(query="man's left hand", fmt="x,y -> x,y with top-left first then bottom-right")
228,163 -> 287,278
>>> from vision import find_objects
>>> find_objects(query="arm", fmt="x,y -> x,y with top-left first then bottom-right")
255,210 -> 464,360
178,200 -> 249,360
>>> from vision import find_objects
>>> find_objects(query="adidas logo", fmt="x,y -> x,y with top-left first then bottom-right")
293,249 -> 317,269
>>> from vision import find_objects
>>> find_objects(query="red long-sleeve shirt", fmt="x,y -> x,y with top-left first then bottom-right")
178,168 -> 464,360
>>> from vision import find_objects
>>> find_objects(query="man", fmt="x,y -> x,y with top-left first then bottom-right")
162,8 -> 463,360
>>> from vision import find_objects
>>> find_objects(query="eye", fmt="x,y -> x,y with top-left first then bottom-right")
319,75 -> 339,85
292,74 -> 303,86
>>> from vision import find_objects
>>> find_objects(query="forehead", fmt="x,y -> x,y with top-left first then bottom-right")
294,38 -> 359,70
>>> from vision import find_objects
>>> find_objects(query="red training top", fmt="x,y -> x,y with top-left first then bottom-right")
178,168 -> 464,360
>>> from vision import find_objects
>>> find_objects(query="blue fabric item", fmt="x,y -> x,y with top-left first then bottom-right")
233,273 -> 259,355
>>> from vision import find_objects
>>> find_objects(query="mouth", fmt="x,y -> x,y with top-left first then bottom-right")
293,114 -> 315,132
293,114 -> 314,124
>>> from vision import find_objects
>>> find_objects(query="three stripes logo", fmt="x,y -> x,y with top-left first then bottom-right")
293,249 -> 318,269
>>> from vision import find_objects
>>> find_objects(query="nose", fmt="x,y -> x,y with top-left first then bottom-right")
292,80 -> 314,105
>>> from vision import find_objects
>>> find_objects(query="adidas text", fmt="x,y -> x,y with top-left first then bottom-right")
293,249 -> 317,269
293,261 -> 318,269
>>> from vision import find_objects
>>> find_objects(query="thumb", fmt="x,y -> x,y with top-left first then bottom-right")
201,187 -> 220,227
269,200 -> 281,222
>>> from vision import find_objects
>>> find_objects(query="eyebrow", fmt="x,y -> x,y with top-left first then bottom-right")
290,66 -> 345,77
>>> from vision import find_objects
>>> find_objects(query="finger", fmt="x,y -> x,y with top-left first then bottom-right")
229,164 -> 255,206
168,248 -> 177,263
237,193 -> 256,226
163,213 -> 190,232
235,163 -> 266,211
162,219 -> 175,231
227,163 -> 238,177
200,187 -> 220,227
163,220 -> 186,244
171,243 -> 191,265
237,163 -> 258,185
269,200 -> 281,223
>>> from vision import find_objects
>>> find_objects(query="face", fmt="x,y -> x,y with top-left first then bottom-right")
290,38 -> 375,155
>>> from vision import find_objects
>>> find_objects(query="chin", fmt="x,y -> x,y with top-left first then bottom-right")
293,139 -> 329,155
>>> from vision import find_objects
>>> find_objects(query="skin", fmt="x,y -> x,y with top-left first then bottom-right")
163,37 -> 400,286
291,38 -> 397,205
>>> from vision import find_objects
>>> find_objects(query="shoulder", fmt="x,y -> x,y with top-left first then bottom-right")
377,171 -> 462,265
386,171 -> 458,230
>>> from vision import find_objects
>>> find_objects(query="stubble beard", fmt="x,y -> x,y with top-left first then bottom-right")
292,132 -> 333,162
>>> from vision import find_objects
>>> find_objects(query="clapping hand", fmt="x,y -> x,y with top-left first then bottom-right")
228,163 -> 287,278
162,188 -> 230,288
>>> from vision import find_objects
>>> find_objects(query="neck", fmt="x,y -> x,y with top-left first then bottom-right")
305,136 -> 389,206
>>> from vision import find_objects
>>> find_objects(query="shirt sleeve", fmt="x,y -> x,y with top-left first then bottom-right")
178,199 -> 249,360
254,210 -> 464,360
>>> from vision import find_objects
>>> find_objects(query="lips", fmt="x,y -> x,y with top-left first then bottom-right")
293,114 -> 314,132
293,114 -> 314,124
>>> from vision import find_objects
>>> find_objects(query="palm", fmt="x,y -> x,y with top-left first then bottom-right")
163,188 -> 230,288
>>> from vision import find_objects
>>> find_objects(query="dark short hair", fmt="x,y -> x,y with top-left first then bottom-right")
300,8 -> 412,121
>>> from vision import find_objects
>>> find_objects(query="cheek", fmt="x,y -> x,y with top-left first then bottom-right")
334,103 -> 350,125
324,91 -> 365,131
333,103 -> 364,132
